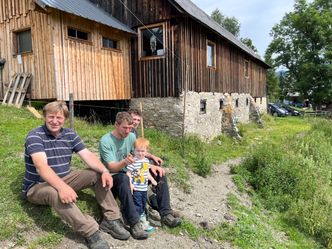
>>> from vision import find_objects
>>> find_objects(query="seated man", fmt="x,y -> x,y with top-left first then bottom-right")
99,112 -> 181,239
22,101 -> 129,249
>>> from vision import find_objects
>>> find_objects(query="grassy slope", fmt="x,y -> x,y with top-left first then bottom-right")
0,105 -> 323,248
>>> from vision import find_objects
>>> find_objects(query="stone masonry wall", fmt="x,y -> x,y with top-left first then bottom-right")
130,92 -> 267,140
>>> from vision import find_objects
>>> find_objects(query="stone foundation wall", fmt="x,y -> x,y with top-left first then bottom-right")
130,92 -> 267,139
130,97 -> 184,137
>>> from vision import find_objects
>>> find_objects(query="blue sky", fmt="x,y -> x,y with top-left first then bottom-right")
191,0 -> 295,57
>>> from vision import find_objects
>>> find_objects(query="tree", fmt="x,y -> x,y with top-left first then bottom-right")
211,8 -> 240,37
266,0 -> 332,106
240,37 -> 258,53
264,55 -> 281,101
210,8 -> 258,53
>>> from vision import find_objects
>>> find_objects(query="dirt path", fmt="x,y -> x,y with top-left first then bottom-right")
55,158 -> 244,249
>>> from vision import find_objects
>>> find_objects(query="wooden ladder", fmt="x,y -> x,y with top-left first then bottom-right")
2,73 -> 32,108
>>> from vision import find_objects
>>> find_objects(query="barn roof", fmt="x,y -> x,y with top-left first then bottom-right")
35,0 -> 136,35
171,0 -> 269,67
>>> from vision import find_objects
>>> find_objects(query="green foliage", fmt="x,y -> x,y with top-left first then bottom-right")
239,119 -> 332,247
210,8 -> 240,37
266,0 -> 332,106
240,37 -> 258,53
180,135 -> 211,177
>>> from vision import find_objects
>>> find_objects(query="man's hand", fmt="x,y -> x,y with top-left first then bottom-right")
150,164 -> 166,177
124,153 -> 135,165
101,171 -> 113,190
147,153 -> 163,166
58,184 -> 78,204
153,155 -> 163,166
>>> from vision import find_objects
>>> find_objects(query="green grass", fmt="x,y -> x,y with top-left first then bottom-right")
1,105 -> 327,248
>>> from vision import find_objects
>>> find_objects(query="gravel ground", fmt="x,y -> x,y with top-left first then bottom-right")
56,158 -> 245,249
2,158 -> 245,249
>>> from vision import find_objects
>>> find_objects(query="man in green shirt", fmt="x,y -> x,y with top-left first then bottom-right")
99,112 -> 181,240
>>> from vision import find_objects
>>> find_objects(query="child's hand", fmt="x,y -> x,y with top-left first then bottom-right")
130,182 -> 134,194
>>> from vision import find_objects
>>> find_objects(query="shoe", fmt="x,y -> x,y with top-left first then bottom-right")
85,230 -> 110,249
147,206 -> 161,221
140,214 -> 156,232
161,213 -> 181,228
130,221 -> 149,240
99,218 -> 130,240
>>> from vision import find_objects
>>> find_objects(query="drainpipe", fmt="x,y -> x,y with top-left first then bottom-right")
0,58 -> 6,99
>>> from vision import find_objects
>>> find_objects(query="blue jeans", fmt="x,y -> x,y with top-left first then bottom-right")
133,190 -> 147,216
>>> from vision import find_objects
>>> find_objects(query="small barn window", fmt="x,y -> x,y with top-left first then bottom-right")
102,37 -> 119,50
235,99 -> 239,108
14,29 -> 32,54
200,99 -> 207,114
67,27 -> 90,41
207,40 -> 216,68
246,98 -> 249,106
244,60 -> 249,78
139,23 -> 165,58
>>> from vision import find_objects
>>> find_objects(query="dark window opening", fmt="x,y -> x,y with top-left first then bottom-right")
68,27 -> 90,41
200,99 -> 207,114
140,25 -> 164,57
246,98 -> 249,106
244,60 -> 249,78
235,99 -> 239,108
15,29 -> 32,54
219,99 -> 224,110
102,37 -> 118,49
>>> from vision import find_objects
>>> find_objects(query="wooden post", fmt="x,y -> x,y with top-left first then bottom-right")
69,93 -> 74,129
140,101 -> 144,138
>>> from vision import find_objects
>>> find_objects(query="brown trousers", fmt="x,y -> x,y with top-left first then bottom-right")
27,169 -> 120,237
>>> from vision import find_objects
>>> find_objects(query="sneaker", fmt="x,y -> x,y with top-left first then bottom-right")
130,221 -> 149,240
85,230 -> 110,249
140,214 -> 156,232
99,218 -> 130,240
161,213 -> 181,228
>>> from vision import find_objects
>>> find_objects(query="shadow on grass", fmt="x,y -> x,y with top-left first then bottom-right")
10,173 -> 104,246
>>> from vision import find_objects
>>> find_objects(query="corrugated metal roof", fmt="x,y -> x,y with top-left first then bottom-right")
172,0 -> 268,66
34,0 -> 135,35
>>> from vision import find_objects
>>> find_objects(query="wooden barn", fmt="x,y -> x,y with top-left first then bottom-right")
90,0 -> 270,138
0,0 -> 135,102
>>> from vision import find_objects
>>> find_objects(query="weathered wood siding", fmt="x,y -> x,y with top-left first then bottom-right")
0,0 -> 132,101
90,0 -> 267,99
51,12 -> 132,101
179,18 -> 266,97
89,0 -> 174,27
0,0 -> 56,99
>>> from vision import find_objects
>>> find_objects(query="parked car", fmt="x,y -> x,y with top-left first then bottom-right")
268,103 -> 288,117
279,104 -> 301,116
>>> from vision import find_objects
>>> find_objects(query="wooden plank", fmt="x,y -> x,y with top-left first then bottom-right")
2,73 -> 17,105
26,106 -> 42,118
15,73 -> 31,107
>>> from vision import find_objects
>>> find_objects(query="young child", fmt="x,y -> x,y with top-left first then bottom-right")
126,137 -> 157,232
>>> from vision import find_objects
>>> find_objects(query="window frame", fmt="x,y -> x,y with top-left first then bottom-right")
207,40 -> 216,68
138,22 -> 166,60
101,36 -> 121,52
244,59 -> 250,78
67,26 -> 92,44
13,28 -> 33,55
